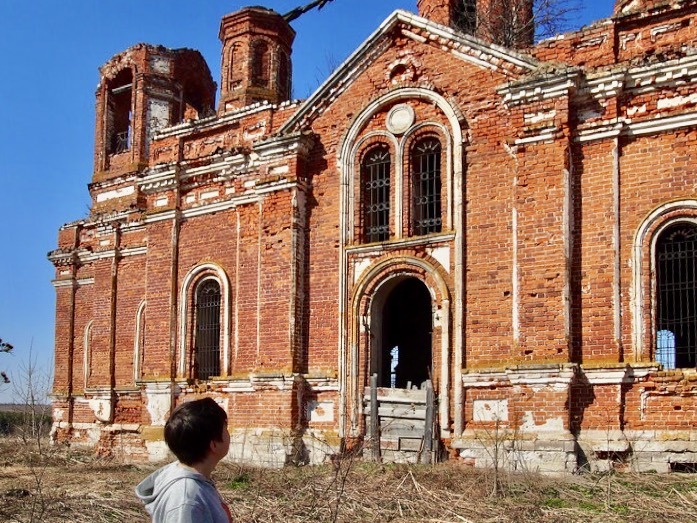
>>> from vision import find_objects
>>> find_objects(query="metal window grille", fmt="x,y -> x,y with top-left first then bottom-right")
411,138 -> 442,236
656,223 -> 697,368
362,147 -> 391,243
108,73 -> 132,155
194,280 -> 221,379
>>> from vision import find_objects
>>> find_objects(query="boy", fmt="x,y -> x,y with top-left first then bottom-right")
136,397 -> 233,522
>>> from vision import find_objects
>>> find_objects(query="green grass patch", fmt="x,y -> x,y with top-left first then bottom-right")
227,473 -> 251,489
543,497 -> 567,508
611,504 -> 630,515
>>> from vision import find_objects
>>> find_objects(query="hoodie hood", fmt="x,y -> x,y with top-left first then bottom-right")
135,461 -> 210,513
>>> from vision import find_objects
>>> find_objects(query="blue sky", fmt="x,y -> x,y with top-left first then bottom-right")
0,0 -> 613,402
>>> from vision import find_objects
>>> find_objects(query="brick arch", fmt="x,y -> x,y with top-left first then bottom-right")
250,39 -> 271,88
337,87 -> 467,438
133,300 -> 146,382
632,200 -> 697,362
178,263 -> 231,378
344,255 -> 451,437
83,320 -> 94,389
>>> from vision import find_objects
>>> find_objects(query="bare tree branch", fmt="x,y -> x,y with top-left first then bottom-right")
453,0 -> 583,47
284,0 -> 336,23
1,337 -> 13,384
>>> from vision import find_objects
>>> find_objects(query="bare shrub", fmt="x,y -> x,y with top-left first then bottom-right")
1,440 -> 696,522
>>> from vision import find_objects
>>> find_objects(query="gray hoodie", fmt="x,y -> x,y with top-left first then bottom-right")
135,461 -> 232,523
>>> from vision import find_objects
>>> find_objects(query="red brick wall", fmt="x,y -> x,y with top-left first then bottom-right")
50,2 -> 697,465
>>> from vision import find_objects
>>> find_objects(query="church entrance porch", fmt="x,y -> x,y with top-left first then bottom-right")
345,262 -> 451,463
367,277 -> 436,462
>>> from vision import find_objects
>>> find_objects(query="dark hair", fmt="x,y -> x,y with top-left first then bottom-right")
164,398 -> 227,465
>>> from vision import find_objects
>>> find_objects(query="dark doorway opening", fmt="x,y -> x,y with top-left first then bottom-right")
378,278 -> 432,388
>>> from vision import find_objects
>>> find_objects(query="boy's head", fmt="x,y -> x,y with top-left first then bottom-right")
164,397 -> 228,465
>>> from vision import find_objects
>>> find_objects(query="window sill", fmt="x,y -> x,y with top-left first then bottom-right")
346,232 -> 455,254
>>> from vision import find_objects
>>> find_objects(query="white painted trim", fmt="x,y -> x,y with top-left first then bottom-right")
337,87 -> 464,438
77,246 -> 146,264
514,131 -> 556,145
612,140 -> 622,348
576,112 -> 697,143
143,181 -> 299,223
348,255 -> 451,438
628,112 -> 697,136
178,263 -> 231,377
345,232 -> 456,254
96,185 -> 135,203
52,277 -> 95,288
512,202 -> 519,342
152,100 -> 298,140
133,300 -> 146,382
256,200 -> 262,365
84,321 -> 93,389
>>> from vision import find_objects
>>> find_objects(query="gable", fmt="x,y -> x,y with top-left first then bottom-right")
278,9 -> 540,135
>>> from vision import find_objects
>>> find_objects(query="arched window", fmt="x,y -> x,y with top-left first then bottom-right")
411,137 -> 442,236
251,41 -> 270,88
107,68 -> 133,154
133,301 -> 146,382
228,45 -> 240,92
277,50 -> 290,96
84,321 -> 94,389
656,222 -> 697,368
361,146 -> 391,243
193,279 -> 221,379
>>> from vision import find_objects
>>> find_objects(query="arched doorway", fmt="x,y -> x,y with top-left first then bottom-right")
374,277 -> 432,389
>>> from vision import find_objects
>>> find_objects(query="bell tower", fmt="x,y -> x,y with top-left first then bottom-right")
417,0 -> 534,48
91,45 -> 215,211
218,7 -> 296,113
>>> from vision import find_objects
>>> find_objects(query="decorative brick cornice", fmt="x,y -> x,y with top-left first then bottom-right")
151,99 -> 301,141
462,363 -> 579,387
138,167 -> 178,194
254,132 -> 314,161
47,248 -> 78,268
140,134 -> 311,198
499,70 -> 581,106
279,9 -> 538,135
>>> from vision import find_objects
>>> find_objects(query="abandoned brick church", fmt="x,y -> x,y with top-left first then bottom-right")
49,0 -> 697,472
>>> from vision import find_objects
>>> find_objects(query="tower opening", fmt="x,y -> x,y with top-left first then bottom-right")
106,69 -> 133,155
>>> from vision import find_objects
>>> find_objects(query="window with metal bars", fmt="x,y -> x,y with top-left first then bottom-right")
411,138 -> 442,236
361,146 -> 391,243
656,223 -> 697,369
193,279 -> 221,379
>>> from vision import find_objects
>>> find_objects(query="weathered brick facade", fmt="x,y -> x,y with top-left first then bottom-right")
50,0 -> 697,471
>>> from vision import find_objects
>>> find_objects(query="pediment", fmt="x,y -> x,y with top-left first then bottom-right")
278,9 -> 540,135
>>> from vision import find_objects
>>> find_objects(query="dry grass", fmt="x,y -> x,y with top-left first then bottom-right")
0,438 -> 696,522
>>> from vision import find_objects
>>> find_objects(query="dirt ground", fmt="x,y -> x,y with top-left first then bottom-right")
1,438 -> 696,522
